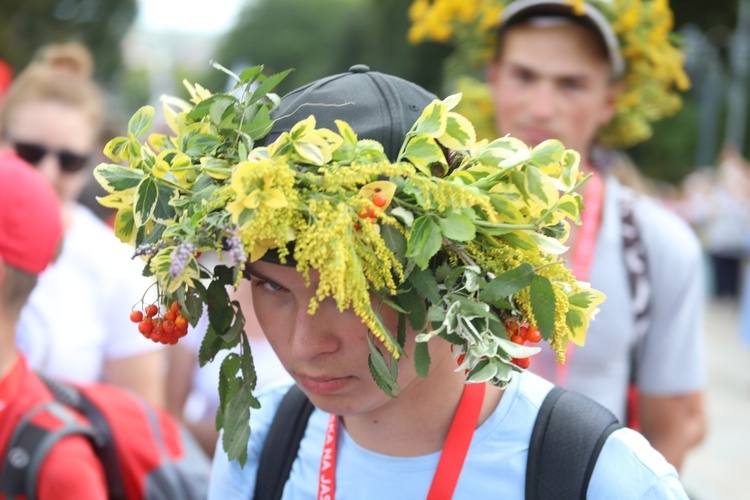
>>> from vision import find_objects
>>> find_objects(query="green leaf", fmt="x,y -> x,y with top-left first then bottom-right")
524,165 -> 549,205
412,100 -> 446,138
402,135 -> 446,175
406,216 -> 442,270
207,278 -> 233,333
103,136 -> 130,162
478,263 -> 535,302
128,106 -> 155,138
134,177 -> 158,226
241,106 -> 273,140
199,323 -> 225,367
113,208 -> 135,243
396,286 -> 426,331
466,359 -> 498,383
489,194 -> 527,224
530,139 -> 565,169
209,96 -> 236,126
437,212 -> 475,242
221,376 -> 253,467
187,134 -> 222,154
500,231 -> 537,251
438,112 -> 476,151
222,300 -> 246,344
293,140 -> 325,165
414,340 -> 431,377
380,224 -> 407,266
240,325 -> 258,389
530,275 -> 556,340
367,336 -> 399,398
94,164 -> 144,192
408,267 -> 442,305
250,69 -> 294,103
153,182 -> 177,223
239,65 -> 263,84
567,291 -> 593,309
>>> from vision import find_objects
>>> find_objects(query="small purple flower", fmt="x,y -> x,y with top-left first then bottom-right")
224,228 -> 246,266
170,242 -> 196,277
133,243 -> 156,258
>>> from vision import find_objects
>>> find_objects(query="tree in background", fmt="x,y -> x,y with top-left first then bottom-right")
0,0 -> 137,82
206,0 -> 451,96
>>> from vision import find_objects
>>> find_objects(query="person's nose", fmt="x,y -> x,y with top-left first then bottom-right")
288,297 -> 341,362
35,154 -> 63,187
527,82 -> 557,120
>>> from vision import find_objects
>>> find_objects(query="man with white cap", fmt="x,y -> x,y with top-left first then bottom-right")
487,0 -> 706,471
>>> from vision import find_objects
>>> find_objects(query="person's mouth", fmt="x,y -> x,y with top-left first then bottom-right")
296,374 -> 354,395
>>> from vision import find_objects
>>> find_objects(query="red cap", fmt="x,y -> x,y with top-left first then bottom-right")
0,151 -> 63,274
0,60 -> 12,95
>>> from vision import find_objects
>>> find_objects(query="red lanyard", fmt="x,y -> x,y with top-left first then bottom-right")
553,170 -> 605,386
318,382 -> 487,500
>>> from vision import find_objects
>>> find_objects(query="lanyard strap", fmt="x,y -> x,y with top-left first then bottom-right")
318,382 -> 487,500
554,170 -> 605,386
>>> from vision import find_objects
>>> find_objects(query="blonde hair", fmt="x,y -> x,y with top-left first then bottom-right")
0,42 -> 104,135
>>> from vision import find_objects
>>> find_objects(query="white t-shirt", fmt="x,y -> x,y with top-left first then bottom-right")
530,176 -> 706,422
208,371 -> 687,499
16,204 -> 161,382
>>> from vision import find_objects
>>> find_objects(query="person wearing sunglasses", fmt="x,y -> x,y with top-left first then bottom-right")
0,42 -> 165,408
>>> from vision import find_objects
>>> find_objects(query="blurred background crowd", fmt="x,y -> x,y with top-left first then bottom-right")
1,0 -> 750,498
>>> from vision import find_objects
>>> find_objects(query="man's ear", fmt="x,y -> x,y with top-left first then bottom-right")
600,80 -> 625,126
486,59 -> 500,87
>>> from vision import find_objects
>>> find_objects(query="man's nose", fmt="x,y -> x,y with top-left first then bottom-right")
527,83 -> 556,119
288,297 -> 341,361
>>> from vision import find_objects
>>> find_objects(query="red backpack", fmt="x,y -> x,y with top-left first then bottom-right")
0,375 -> 210,499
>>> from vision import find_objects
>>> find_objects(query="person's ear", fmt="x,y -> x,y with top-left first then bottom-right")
599,80 -> 625,127
486,59 -> 500,87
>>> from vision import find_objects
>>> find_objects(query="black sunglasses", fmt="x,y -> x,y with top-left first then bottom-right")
12,141 -> 90,173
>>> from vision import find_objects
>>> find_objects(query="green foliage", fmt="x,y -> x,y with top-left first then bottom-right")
206,0 -> 450,95
0,0 -> 137,81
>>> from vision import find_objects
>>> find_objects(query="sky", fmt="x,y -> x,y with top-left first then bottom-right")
135,0 -> 247,35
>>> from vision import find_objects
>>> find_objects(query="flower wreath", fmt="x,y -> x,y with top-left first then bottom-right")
95,64 -> 604,464
407,0 -> 690,148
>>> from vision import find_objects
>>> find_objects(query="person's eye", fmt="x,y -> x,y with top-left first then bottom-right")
512,68 -> 535,83
560,78 -> 584,91
252,277 -> 287,293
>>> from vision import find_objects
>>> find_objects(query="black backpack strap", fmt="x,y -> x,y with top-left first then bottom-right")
37,374 -> 126,500
254,385 -> 315,500
0,401 -> 97,499
526,387 -> 622,500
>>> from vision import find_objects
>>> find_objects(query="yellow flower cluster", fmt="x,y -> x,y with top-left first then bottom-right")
407,0 -> 689,148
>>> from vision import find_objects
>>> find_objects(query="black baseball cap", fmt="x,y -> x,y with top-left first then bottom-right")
265,64 -> 437,161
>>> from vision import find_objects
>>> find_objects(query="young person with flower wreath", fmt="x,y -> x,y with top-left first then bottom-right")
95,59 -> 689,496
410,0 -> 706,472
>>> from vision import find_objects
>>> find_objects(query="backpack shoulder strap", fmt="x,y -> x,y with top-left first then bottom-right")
525,386 -> 621,500
36,374 -> 126,500
0,400 -> 97,499
254,384 -> 315,500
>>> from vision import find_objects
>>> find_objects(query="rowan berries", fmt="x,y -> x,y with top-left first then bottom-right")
138,320 -> 153,335
130,311 -> 144,323
512,357 -> 531,369
145,304 -> 158,317
524,327 -> 542,343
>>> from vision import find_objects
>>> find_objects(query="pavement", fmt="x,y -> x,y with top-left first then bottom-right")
680,298 -> 750,500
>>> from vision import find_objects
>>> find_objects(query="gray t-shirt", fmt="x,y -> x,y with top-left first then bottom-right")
530,176 -> 706,422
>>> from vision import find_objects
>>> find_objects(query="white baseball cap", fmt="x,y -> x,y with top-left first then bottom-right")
498,0 -> 625,77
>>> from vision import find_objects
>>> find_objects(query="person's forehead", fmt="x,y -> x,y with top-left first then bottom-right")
500,22 -> 612,77
247,259 -> 318,286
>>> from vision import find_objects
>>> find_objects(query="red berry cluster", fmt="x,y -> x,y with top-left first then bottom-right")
506,321 -> 542,369
354,191 -> 388,230
129,301 -> 188,345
